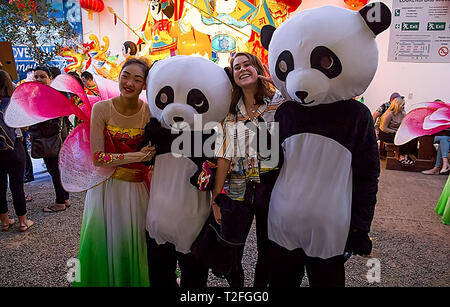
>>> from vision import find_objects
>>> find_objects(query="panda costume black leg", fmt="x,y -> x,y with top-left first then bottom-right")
261,3 -> 391,287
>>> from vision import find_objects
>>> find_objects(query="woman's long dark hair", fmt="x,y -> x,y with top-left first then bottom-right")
0,70 -> 14,98
228,52 -> 274,115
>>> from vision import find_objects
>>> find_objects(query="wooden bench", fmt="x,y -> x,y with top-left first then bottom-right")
385,135 -> 436,172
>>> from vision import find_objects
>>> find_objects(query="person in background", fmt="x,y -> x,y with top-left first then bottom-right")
29,66 -> 70,212
0,70 -> 34,232
378,96 -> 417,166
81,71 -> 100,97
421,134 -> 450,175
422,100 -> 450,175
49,66 -> 61,79
17,68 -> 35,86
372,92 -> 404,127
67,71 -> 86,127
22,125 -> 34,184
372,92 -> 404,157
19,69 -> 35,184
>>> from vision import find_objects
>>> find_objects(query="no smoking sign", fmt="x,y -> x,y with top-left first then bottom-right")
438,46 -> 449,57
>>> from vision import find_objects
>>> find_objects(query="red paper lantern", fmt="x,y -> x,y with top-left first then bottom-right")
344,0 -> 369,11
79,0 -> 104,19
79,0 -> 104,12
277,0 -> 302,13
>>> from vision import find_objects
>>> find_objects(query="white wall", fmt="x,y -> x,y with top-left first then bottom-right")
294,0 -> 450,112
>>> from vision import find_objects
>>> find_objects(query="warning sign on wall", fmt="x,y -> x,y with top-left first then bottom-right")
388,0 -> 450,63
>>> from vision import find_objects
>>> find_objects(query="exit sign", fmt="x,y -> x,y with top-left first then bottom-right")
402,22 -> 420,31
427,22 -> 446,31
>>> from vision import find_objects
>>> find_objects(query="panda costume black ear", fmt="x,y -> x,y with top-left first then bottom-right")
261,25 -> 276,50
223,66 -> 235,85
359,2 -> 392,36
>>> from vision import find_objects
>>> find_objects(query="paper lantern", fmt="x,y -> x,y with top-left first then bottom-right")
277,0 -> 303,13
79,0 -> 104,20
344,0 -> 369,11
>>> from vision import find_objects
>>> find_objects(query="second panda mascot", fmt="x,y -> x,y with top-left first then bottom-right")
144,56 -> 232,287
260,3 -> 391,286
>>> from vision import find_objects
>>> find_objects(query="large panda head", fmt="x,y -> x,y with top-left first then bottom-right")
261,2 -> 391,106
147,56 -> 232,131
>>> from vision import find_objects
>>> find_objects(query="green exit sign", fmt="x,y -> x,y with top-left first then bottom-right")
427,22 -> 446,31
402,22 -> 420,31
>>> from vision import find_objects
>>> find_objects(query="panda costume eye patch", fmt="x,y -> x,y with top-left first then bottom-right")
155,86 -> 174,110
275,50 -> 295,82
310,46 -> 342,79
187,89 -> 209,114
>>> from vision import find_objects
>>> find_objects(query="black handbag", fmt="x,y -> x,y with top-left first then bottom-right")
30,118 -> 63,159
191,194 -> 253,279
31,132 -> 62,158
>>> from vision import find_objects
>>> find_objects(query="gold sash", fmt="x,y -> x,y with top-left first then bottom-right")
111,167 -> 147,183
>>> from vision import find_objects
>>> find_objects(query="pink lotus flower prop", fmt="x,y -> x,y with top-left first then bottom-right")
394,101 -> 450,145
4,74 -> 117,192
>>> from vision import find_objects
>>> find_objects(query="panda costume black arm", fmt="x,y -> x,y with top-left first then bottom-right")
139,116 -> 217,190
346,104 -> 380,255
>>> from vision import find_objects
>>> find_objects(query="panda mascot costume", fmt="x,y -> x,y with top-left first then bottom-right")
144,56 -> 232,287
260,3 -> 391,286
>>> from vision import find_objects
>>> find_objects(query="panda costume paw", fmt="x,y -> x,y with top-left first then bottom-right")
345,229 -> 373,256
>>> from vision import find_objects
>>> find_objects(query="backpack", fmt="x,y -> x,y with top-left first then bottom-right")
0,98 -> 16,151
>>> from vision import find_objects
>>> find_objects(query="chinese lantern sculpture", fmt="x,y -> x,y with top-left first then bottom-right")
79,0 -> 105,19
344,0 -> 369,11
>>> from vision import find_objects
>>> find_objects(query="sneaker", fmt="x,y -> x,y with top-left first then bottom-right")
440,166 -> 450,174
422,168 -> 440,175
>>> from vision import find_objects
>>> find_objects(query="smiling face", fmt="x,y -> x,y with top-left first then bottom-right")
119,63 -> 146,99
232,55 -> 260,91
34,70 -> 51,85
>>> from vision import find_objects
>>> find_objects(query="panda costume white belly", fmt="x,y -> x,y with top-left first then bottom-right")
270,134 -> 352,258
268,100 -> 373,259
147,153 -> 210,253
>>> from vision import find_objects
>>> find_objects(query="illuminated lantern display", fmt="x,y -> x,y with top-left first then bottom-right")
246,0 -> 302,65
168,0 -> 303,66
68,1 -> 304,79
79,0 -> 105,20
344,0 -> 369,11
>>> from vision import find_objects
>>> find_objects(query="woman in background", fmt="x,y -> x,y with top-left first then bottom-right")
379,96 -> 417,166
29,66 -> 70,212
0,70 -> 34,232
